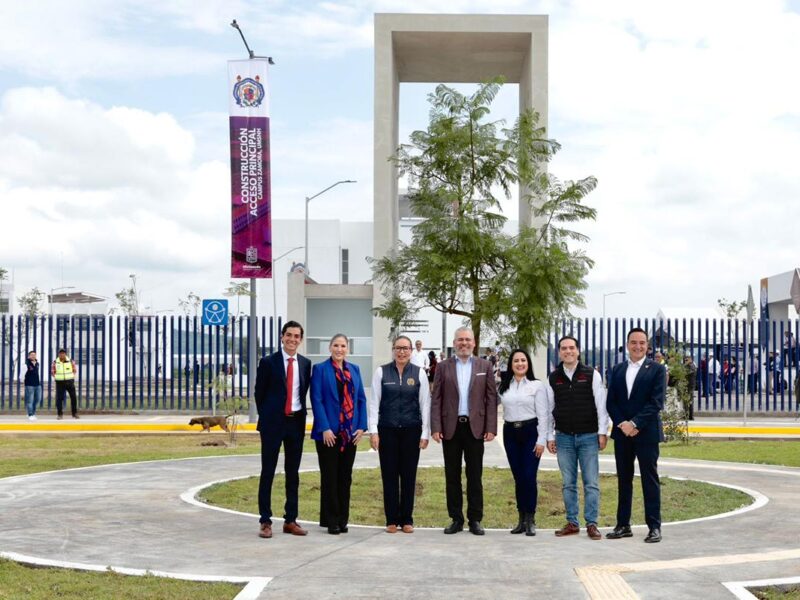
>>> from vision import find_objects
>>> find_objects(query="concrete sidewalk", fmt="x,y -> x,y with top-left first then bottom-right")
2,413 -> 800,438
1,436 -> 799,599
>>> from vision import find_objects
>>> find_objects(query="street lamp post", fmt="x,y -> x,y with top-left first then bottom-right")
304,180 -> 356,276
602,291 -> 626,320
272,246 -> 303,346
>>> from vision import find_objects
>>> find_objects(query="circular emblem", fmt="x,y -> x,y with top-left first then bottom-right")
233,75 -> 265,108
407,378 -> 415,386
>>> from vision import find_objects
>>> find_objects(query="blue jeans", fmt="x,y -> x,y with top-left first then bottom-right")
25,385 -> 42,416
555,431 -> 600,526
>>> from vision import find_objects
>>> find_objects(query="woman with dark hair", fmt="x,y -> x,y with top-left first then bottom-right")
498,348 -> 549,536
427,350 -> 438,384
310,333 -> 368,534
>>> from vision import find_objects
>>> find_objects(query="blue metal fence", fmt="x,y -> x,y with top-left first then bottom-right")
3,315 -> 799,413
0,315 -> 283,412
548,318 -> 800,414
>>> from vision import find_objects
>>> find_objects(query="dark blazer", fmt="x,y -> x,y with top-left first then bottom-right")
606,358 -> 666,444
431,356 -> 498,440
254,350 -> 311,435
310,359 -> 368,441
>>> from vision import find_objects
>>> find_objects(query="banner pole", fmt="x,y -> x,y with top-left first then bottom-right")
248,277 -> 258,423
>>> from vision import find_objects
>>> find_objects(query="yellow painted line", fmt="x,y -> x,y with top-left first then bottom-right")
688,426 -> 800,435
617,547 -> 800,572
0,424 -> 313,433
578,547 -> 800,599
575,565 -> 637,600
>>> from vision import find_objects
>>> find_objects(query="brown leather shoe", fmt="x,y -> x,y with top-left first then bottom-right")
554,522 -> 580,537
258,523 -> 273,538
282,522 -> 308,536
587,524 -> 601,540
401,524 -> 414,533
385,524 -> 398,533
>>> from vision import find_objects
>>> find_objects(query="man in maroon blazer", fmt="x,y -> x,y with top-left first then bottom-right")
431,327 -> 498,535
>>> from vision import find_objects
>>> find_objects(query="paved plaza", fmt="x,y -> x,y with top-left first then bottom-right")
1,418 -> 800,599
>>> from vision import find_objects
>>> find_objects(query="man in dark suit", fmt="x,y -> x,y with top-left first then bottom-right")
605,327 -> 666,543
431,327 -> 498,535
255,320 -> 312,539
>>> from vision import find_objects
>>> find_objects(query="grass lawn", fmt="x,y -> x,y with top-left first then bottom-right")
0,433 -> 782,596
751,585 -> 800,599
0,433 -> 339,479
0,559 -> 242,600
598,439 -> 800,467
200,466 -> 752,529
658,439 -> 800,467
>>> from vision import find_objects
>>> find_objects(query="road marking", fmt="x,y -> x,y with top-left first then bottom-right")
578,548 -> 800,599
723,574 -> 800,599
0,550 -> 271,600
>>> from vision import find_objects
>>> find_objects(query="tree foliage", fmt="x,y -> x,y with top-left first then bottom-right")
223,282 -> 252,317
18,287 -> 45,317
115,287 -> 138,316
717,297 -> 746,319
178,292 -> 201,317
370,78 -> 597,351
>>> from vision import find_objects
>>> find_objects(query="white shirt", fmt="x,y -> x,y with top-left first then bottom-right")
626,357 -> 645,399
500,378 -> 549,446
281,349 -> 302,411
369,364 -> 431,440
707,358 -> 720,378
455,357 -> 472,416
545,365 -> 609,439
410,349 -> 429,370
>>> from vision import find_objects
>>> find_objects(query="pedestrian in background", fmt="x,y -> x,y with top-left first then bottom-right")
24,351 -> 42,421
52,348 -> 79,419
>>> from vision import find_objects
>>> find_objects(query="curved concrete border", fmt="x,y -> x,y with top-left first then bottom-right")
182,463 -> 767,532
0,550 -> 271,600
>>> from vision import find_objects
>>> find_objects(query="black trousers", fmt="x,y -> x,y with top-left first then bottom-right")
378,425 -> 422,526
55,380 -> 78,417
257,414 -> 306,525
442,420 -> 485,523
316,437 -> 357,528
613,435 -> 661,530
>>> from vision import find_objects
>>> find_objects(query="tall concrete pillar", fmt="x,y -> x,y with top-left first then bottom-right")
373,14 -> 549,374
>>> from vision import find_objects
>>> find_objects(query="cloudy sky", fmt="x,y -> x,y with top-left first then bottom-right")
1,0 -> 799,319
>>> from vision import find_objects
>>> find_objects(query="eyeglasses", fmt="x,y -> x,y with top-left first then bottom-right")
393,346 -> 412,352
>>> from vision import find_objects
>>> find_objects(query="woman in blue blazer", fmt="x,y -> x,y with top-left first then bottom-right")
310,333 -> 368,534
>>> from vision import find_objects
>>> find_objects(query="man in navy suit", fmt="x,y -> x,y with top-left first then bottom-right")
255,320 -> 312,539
605,327 -> 666,543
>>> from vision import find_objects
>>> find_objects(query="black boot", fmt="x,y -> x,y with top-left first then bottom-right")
510,511 -> 525,534
524,513 -> 536,536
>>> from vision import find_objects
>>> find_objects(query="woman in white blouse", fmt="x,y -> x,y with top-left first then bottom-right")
498,348 -> 549,536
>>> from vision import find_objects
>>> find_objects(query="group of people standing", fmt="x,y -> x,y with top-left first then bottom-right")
23,348 -> 80,420
255,322 -> 666,544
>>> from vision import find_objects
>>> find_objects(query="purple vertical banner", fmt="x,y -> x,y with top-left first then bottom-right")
228,59 -> 272,278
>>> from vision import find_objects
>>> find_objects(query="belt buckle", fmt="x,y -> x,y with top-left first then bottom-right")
458,416 -> 469,423
513,421 -> 523,428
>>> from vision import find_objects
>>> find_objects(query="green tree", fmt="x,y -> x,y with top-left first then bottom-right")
663,344 -> 692,444
0,267 -> 8,314
717,297 -> 746,319
178,292 -> 201,317
223,281 -> 251,317
370,79 -> 597,350
115,287 -> 138,316
18,287 -> 45,317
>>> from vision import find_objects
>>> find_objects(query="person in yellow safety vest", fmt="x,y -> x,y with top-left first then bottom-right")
51,349 -> 79,420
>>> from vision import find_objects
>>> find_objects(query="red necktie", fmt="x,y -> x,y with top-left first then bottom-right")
285,357 -> 295,415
